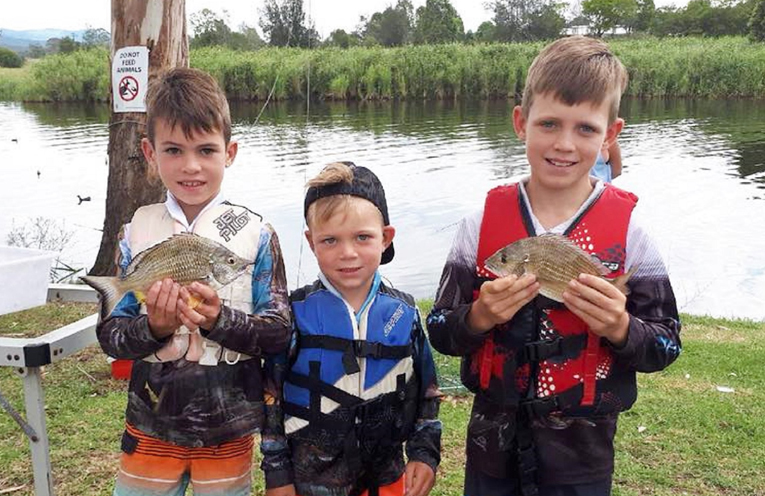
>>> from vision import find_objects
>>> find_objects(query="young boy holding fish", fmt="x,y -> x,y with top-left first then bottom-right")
261,162 -> 442,496
92,68 -> 291,496
427,36 -> 681,496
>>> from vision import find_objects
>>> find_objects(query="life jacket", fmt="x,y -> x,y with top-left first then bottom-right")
470,183 -> 638,419
283,275 -> 419,457
128,201 -> 262,366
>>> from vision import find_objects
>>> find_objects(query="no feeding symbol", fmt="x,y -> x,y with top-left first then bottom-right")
119,76 -> 139,101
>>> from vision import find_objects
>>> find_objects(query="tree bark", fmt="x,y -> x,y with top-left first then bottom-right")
91,0 -> 188,276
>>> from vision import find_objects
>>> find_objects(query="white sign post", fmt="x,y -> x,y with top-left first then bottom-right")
112,46 -> 149,113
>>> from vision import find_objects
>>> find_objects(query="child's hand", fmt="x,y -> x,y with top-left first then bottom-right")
145,278 -> 182,339
562,273 -> 630,346
404,461 -> 436,496
177,282 -> 222,331
265,485 -> 296,496
467,274 -> 539,333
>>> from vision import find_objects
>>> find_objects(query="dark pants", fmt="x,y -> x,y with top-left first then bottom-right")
463,462 -> 611,496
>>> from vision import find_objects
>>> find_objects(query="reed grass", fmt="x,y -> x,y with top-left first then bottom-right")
2,38 -> 765,102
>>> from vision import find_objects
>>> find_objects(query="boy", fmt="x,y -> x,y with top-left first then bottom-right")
95,68 -> 291,496
426,37 -> 681,496
591,140 -> 622,183
262,162 -> 442,496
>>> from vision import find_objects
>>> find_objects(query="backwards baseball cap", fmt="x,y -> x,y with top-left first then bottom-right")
304,162 -> 395,264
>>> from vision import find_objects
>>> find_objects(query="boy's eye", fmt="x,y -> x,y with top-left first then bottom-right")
357,234 -> 371,241
200,147 -> 216,156
321,237 -> 336,245
164,147 -> 181,155
539,120 -> 556,129
579,124 -> 596,134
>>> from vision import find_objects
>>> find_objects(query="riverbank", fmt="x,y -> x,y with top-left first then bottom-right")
0,301 -> 763,495
2,37 -> 765,102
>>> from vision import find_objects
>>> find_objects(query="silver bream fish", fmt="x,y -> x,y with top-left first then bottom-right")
82,233 -> 252,319
484,233 -> 632,302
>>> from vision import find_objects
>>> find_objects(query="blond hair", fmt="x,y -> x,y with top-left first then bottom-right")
145,67 -> 231,145
305,162 -> 381,227
521,36 -> 628,123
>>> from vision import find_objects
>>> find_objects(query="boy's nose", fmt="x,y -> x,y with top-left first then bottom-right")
182,157 -> 202,173
339,241 -> 358,259
553,131 -> 576,151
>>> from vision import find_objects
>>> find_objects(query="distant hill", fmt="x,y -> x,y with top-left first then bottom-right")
0,28 -> 87,53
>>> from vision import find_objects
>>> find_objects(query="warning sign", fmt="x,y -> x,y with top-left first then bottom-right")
112,46 -> 149,112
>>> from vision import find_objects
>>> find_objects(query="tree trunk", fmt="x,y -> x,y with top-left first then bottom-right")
90,0 -> 188,276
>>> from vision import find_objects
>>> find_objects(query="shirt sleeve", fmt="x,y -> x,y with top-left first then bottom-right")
610,209 -> 682,371
260,327 -> 296,488
202,222 -> 291,357
426,211 -> 491,357
405,308 -> 443,471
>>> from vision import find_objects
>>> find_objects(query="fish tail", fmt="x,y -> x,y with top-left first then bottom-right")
610,265 -> 638,296
80,275 -> 126,320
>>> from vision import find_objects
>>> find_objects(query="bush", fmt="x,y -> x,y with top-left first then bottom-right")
749,0 -> 765,41
0,47 -> 23,68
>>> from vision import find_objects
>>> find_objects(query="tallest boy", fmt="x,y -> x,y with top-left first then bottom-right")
427,36 -> 681,496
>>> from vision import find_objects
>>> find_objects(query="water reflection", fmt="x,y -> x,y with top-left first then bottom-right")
1,98 -> 763,320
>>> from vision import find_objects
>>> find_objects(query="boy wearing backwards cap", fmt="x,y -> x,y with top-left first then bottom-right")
261,162 -> 442,496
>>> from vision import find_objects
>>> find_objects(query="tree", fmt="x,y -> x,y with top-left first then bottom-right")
27,43 -> 46,58
92,0 -> 188,276
488,0 -> 565,41
259,0 -> 319,47
0,46 -> 23,68
363,0 -> 414,46
582,0 -> 638,36
190,8 -> 233,47
325,29 -> 360,48
82,27 -> 111,48
474,20 -> 498,41
628,0 -> 655,32
46,36 -> 80,54
750,0 -> 765,40
413,0 -> 465,44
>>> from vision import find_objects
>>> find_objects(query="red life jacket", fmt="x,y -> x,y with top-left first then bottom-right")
471,182 -> 637,417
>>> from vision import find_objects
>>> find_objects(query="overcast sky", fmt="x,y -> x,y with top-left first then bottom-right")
3,0 -> 686,38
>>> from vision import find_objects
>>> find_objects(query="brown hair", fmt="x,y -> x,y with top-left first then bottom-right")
521,36 -> 628,123
145,67 -> 231,145
305,162 -> 383,227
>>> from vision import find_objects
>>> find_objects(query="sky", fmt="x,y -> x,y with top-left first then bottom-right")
2,0 -> 491,37
2,0 -> 686,38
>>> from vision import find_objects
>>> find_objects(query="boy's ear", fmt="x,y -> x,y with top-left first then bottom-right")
603,118 -> 624,150
141,137 -> 156,166
382,226 -> 396,248
512,106 -> 527,141
225,140 -> 238,167
304,230 -> 315,252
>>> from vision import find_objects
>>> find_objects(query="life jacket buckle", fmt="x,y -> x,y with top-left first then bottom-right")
520,396 -> 560,419
524,336 -> 563,362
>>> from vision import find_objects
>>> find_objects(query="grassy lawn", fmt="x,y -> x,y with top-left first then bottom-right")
1,303 -> 763,495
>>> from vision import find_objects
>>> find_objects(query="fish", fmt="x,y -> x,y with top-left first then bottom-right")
81,233 -> 252,319
483,233 -> 633,303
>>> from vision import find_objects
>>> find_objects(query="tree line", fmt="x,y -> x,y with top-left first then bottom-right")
3,0 -> 765,69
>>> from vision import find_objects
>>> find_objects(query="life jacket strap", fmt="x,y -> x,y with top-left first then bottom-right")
299,334 -> 413,375
523,334 -> 588,363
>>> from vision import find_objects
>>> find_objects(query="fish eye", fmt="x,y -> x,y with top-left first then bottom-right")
501,253 -> 507,263
227,256 -> 236,265
522,254 -> 530,263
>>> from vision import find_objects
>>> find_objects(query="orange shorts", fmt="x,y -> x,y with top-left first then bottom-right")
113,424 -> 253,496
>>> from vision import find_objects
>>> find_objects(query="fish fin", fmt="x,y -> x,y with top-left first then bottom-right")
80,275 -> 126,320
187,294 -> 202,310
608,265 -> 638,296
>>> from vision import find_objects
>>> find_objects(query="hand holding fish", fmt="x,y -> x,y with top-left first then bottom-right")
562,273 -> 630,347
177,282 -> 222,331
145,278 -> 183,339
467,274 -> 540,333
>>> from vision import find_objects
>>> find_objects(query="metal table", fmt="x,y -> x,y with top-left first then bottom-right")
0,285 -> 99,496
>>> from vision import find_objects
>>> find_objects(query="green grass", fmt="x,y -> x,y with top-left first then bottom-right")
4,37 -> 765,102
1,305 -> 763,495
